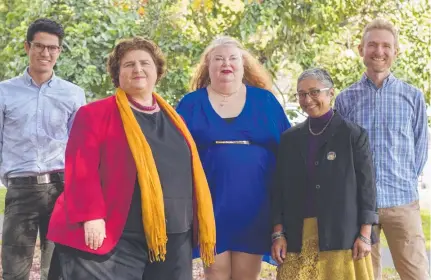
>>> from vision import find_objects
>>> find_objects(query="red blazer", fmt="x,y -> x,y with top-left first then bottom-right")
47,96 -> 137,254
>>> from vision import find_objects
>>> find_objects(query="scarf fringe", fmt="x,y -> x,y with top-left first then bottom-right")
148,243 -> 168,262
200,242 -> 216,267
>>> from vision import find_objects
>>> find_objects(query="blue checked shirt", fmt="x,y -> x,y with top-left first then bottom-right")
0,68 -> 86,181
335,73 -> 428,208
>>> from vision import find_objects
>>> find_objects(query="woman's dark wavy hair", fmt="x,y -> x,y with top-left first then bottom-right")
107,37 -> 167,88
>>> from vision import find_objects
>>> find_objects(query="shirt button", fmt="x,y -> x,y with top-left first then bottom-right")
315,161 -> 319,166
316,185 -> 321,189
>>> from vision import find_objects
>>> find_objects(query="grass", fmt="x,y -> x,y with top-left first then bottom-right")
382,268 -> 401,279
260,263 -> 277,279
0,188 -> 5,214
380,209 -> 430,249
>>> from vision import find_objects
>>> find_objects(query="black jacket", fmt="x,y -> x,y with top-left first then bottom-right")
271,111 -> 378,252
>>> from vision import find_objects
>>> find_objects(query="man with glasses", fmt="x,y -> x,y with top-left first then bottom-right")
0,18 -> 86,280
335,18 -> 429,280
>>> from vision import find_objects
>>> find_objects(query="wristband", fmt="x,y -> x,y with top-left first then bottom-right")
358,233 -> 371,245
271,231 -> 285,243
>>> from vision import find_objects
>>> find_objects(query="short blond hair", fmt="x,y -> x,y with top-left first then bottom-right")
361,18 -> 399,49
190,36 -> 273,91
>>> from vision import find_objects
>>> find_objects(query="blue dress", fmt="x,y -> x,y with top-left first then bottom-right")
176,86 -> 290,258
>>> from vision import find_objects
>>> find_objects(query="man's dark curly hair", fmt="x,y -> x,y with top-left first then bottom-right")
26,18 -> 64,45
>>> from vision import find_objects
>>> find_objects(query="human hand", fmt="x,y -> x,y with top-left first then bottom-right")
271,236 -> 287,265
352,236 -> 371,260
83,219 -> 106,250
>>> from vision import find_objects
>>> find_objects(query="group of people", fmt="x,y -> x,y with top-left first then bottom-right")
0,16 -> 428,280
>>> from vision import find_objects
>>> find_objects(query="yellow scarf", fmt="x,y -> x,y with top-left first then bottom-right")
115,88 -> 215,266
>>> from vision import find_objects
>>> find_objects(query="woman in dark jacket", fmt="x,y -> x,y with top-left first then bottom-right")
271,68 -> 377,280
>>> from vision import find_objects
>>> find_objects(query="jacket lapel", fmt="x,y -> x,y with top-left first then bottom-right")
297,120 -> 309,166
108,96 -> 137,176
316,111 -> 343,150
296,111 -> 344,164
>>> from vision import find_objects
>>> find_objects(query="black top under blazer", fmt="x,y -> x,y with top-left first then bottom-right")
271,111 -> 378,252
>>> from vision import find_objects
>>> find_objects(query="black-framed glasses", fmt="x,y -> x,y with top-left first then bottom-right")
29,42 -> 61,54
296,88 -> 330,100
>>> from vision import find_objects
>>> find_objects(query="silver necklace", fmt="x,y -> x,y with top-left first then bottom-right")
209,85 -> 241,107
308,112 -> 335,136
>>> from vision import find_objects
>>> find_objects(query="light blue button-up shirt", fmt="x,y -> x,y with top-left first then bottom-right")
335,73 -> 428,208
0,69 -> 86,180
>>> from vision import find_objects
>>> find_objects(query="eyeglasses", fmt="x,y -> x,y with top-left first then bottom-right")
296,88 -> 330,100
29,42 -> 61,54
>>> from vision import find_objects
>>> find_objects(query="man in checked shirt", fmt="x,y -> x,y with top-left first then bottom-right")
335,18 -> 429,280
0,19 -> 86,279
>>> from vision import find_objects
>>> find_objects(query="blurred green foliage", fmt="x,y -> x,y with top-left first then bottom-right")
0,0 -> 430,106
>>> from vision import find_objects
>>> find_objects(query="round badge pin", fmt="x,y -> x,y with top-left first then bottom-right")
327,151 -> 336,160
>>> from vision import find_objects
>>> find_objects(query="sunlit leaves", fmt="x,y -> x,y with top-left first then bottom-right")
0,0 -> 429,106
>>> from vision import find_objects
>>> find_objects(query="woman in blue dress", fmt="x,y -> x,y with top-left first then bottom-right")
176,36 -> 290,280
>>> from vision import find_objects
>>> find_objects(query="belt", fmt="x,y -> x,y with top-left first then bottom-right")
7,172 -> 64,186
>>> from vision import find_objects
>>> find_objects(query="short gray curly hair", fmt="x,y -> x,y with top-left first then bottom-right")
297,68 -> 334,89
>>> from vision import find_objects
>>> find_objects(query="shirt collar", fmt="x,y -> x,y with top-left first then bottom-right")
23,67 -> 56,87
361,72 -> 396,89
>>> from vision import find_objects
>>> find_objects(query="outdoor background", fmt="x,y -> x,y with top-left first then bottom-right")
0,0 -> 430,279
1,0 -> 430,106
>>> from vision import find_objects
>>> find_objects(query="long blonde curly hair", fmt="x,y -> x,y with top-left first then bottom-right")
189,36 -> 273,91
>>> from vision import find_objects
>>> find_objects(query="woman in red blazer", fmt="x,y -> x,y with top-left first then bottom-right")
47,37 -> 215,280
